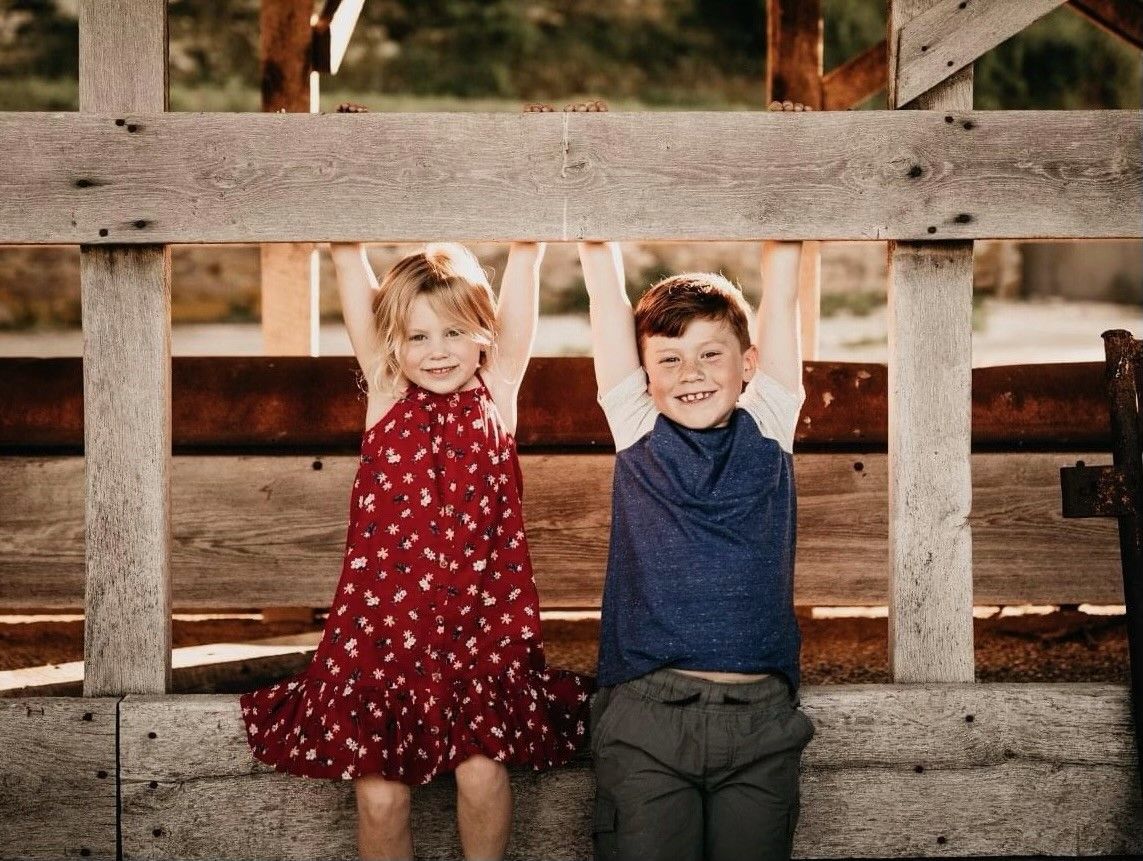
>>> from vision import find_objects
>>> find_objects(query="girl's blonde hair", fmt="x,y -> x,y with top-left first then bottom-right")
369,243 -> 498,395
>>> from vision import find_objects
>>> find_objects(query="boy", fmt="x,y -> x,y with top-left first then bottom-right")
578,237 -> 813,861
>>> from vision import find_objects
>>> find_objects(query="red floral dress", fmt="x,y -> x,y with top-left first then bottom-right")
239,380 -> 591,784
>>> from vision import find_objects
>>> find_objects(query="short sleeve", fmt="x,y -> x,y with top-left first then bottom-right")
598,367 -> 658,452
738,372 -> 804,454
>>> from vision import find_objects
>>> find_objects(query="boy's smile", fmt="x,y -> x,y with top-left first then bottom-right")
643,319 -> 757,430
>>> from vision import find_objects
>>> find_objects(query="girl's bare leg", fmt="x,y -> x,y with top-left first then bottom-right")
355,775 -> 413,861
454,755 -> 513,861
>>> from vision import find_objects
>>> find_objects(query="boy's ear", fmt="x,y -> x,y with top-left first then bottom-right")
742,344 -> 760,382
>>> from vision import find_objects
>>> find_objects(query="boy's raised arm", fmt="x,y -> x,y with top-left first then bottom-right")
330,242 -> 384,381
578,242 -> 641,394
756,240 -> 804,395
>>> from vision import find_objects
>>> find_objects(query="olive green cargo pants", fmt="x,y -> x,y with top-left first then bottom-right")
591,669 -> 814,861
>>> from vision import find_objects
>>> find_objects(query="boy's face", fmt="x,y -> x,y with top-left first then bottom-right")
642,318 -> 757,429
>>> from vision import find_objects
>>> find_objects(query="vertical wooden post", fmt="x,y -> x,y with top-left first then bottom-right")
79,0 -> 172,696
887,1 -> 975,683
766,0 -> 823,360
261,0 -> 320,357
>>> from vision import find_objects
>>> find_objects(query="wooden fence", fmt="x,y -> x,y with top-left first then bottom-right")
1,0 -> 1141,857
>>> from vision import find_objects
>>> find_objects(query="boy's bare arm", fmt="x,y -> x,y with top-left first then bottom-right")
756,240 -> 803,394
489,242 -> 546,393
578,242 -> 642,393
330,243 -> 384,380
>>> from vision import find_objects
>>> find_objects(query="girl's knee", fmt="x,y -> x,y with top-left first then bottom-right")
355,775 -> 411,825
454,754 -> 509,799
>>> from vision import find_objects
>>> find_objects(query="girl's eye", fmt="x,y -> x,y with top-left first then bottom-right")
408,334 -> 427,342
446,329 -> 462,338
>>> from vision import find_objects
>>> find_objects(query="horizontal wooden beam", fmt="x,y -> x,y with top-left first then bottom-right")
1069,0 -> 1143,49
0,358 -> 1112,452
822,39 -> 887,110
895,0 -> 1068,107
110,685 -> 1141,858
0,111 -> 1139,242
0,698 -> 118,860
0,452 -> 1120,610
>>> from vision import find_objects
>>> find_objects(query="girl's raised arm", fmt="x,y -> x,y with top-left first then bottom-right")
578,241 -> 641,394
330,243 -> 384,381
486,242 -> 545,423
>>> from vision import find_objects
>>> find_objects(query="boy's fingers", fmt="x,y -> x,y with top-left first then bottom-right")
336,102 -> 368,113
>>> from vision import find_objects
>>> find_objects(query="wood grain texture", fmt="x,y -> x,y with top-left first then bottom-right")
0,357 -> 1115,452
79,0 -> 167,113
0,453 -> 1121,609
115,685 -> 1142,859
822,40 -> 887,110
0,111 -> 1140,243
0,697 -> 118,860
888,1 -> 975,684
81,247 -> 173,696
894,0 -> 1068,107
78,0 -> 171,697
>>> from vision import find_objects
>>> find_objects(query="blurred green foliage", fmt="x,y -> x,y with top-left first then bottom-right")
0,0 -> 1138,110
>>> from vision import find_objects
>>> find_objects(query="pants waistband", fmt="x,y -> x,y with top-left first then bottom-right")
622,669 -> 790,709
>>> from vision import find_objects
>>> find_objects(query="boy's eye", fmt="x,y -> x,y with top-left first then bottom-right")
659,356 -> 679,365
702,351 -> 722,360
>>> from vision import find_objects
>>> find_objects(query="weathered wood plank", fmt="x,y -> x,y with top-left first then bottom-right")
116,686 -> 1142,859
821,40 -> 887,110
821,3 -> 1143,107
0,111 -> 1139,243
0,453 -> 1121,609
0,697 -> 118,860
0,357 -> 1113,452
894,0 -> 1068,108
888,1 -> 975,684
78,0 -> 171,697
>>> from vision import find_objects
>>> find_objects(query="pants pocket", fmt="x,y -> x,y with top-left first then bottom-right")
592,795 -> 619,861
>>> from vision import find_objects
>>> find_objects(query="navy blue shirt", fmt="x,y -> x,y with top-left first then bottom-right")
596,368 -> 804,691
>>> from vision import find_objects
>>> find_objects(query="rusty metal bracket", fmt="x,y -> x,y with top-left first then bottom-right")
1060,328 -> 1143,802
1061,462 -> 1135,517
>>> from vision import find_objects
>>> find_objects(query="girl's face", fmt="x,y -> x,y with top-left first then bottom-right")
399,294 -> 484,394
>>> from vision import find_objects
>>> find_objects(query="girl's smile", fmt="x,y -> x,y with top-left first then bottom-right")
400,295 -> 485,394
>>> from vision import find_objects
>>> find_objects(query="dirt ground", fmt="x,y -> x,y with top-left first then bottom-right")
0,609 -> 1128,689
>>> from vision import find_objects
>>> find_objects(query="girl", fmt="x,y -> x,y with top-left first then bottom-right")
240,241 -> 590,861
